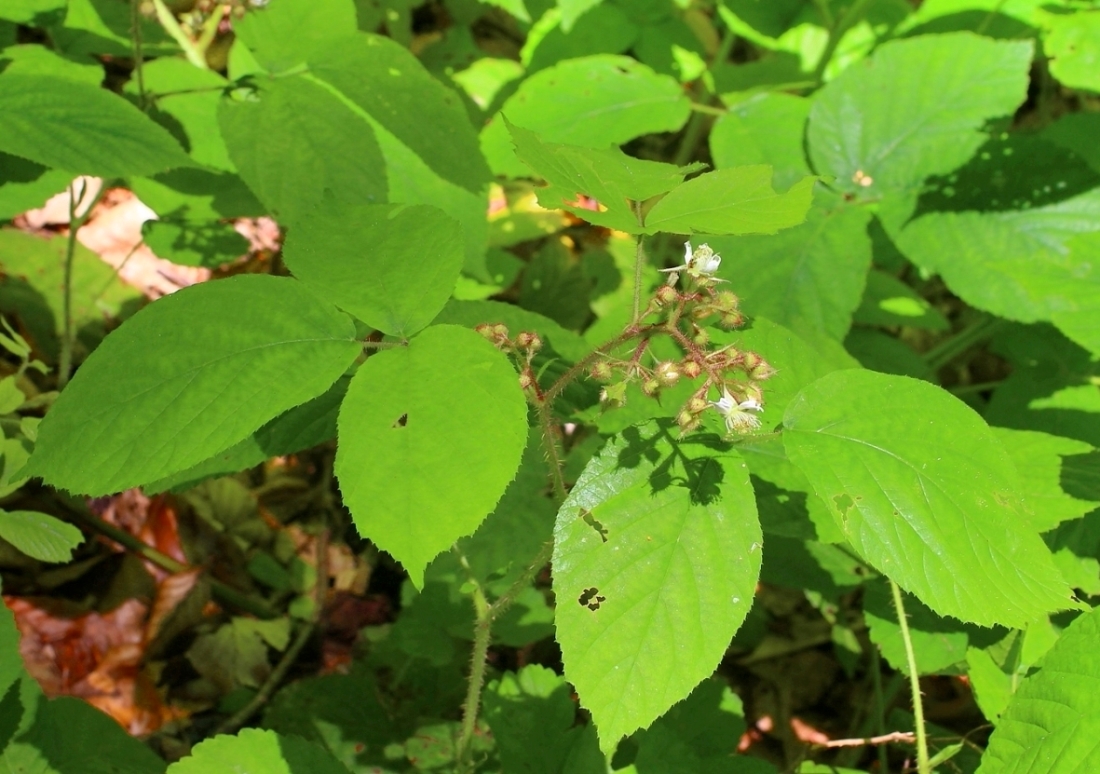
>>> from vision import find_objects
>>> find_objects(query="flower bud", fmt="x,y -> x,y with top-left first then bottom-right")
741,351 -> 762,371
655,285 -> 679,305
655,361 -> 681,387
687,396 -> 708,413
682,360 -> 702,379
518,371 -> 535,390
719,312 -> 745,329
677,412 -> 701,434
750,362 -> 776,381
692,328 -> 709,347
691,304 -> 712,320
590,360 -> 613,381
516,331 -> 543,352
716,290 -> 740,311
642,378 -> 661,397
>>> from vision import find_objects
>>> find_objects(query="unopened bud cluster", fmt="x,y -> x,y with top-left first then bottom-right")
590,241 -> 776,437
476,324 -> 544,396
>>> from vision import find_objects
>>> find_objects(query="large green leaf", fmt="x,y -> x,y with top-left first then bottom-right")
234,0 -> 357,74
283,203 -> 463,338
978,606 -> 1100,773
704,194 -> 871,340
307,34 -> 491,196
0,511 -> 82,563
993,428 -> 1099,532
783,369 -> 1072,627
218,76 -> 387,227
335,325 -> 527,587
0,74 -> 193,177
807,33 -> 1032,200
553,420 -> 761,750
1045,11 -> 1100,93
709,93 -> 811,190
482,55 -> 691,178
167,728 -> 350,774
897,190 -> 1100,356
27,275 -> 360,495
507,119 -> 700,233
643,167 -> 816,236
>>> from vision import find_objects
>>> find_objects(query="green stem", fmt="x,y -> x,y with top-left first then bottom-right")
922,316 -> 1001,372
632,202 -> 646,324
130,0 -> 147,109
871,647 -> 890,774
194,3 -> 226,57
60,500 -> 278,620
890,579 -> 930,774
212,620 -> 315,735
689,101 -> 726,117
150,0 -> 207,69
59,179 -> 94,389
542,326 -> 653,406
812,0 -> 876,83
455,561 -> 492,771
947,380 -> 1005,397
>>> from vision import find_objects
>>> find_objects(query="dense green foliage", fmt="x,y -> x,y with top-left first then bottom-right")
1,0 -> 1100,771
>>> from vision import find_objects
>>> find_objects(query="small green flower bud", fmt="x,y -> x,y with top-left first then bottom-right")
687,396 -> 708,413
655,285 -> 679,305
750,362 -> 776,380
516,331 -> 543,352
691,304 -> 712,320
677,412 -> 701,434
642,378 -> 661,397
518,371 -> 535,390
716,290 -> 740,311
741,351 -> 762,371
682,360 -> 702,379
655,361 -> 681,387
719,312 -> 745,329
590,360 -> 613,381
692,328 -> 709,347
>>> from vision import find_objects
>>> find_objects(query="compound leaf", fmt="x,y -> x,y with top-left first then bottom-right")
336,325 -> 527,588
27,275 -> 360,495
783,369 -> 1072,627
553,420 -> 761,751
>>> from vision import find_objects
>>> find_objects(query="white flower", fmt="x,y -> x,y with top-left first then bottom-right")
709,387 -> 763,434
659,241 -> 723,279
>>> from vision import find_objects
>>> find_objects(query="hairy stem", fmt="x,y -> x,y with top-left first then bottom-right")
130,0 -> 147,109
455,557 -> 493,771
890,579 -> 930,774
632,202 -> 646,323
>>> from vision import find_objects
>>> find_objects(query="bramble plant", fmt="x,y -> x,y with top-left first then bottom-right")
1,0 -> 1100,772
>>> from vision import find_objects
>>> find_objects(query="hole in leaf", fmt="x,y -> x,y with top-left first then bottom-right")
580,509 -> 608,542
393,414 -> 408,428
833,493 -> 854,517
578,587 -> 606,611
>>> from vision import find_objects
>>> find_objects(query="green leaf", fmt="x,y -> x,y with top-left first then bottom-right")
897,191 -> 1100,356
0,510 -> 82,563
307,34 -> 491,195
703,194 -> 870,340
141,220 -> 250,268
0,44 -> 102,85
186,617 -> 290,692
553,420 -> 761,750
783,369 -> 1072,627
0,599 -> 23,700
234,0 -> 357,73
1045,11 -> 1100,93
978,606 -> 1100,773
27,275 -> 360,495
844,329 -> 933,381
335,325 -> 527,587
643,167 -> 816,236
483,665 -> 602,774
167,728 -> 350,774
482,55 -> 691,178
993,428 -> 1099,532
709,92 -> 812,190
1044,112 -> 1100,174
1,696 -> 166,774
853,269 -> 949,331
523,6 -> 638,74
0,74 -> 193,177
284,203 -> 463,337
506,119 -> 700,233
807,33 -> 1032,200
0,0 -> 64,24
218,76 -> 387,227
0,153 -> 73,220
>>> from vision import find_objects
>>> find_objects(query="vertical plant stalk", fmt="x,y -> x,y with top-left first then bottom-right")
922,315 -> 1002,371
871,647 -> 890,773
150,0 -> 208,69
890,579 -> 931,774
812,0 -> 876,83
456,571 -> 492,771
59,178 -> 90,389
632,201 -> 646,324
130,0 -> 147,109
